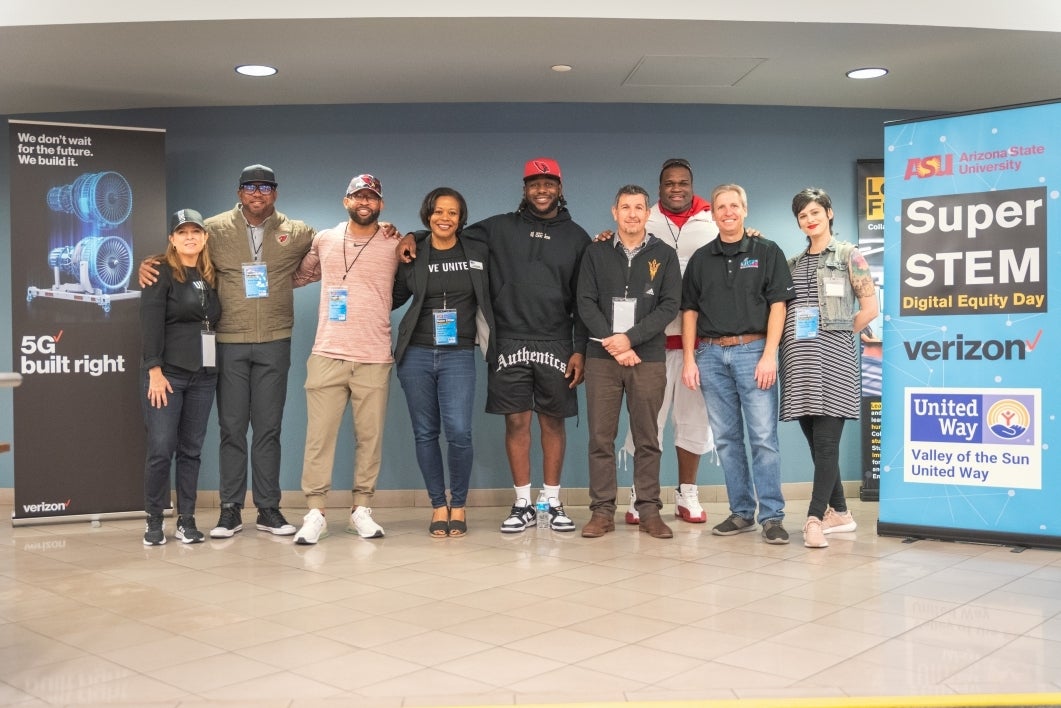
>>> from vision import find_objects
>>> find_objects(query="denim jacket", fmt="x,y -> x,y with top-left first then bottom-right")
787,237 -> 859,331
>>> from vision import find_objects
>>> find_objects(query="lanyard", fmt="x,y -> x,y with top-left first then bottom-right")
342,230 -> 378,281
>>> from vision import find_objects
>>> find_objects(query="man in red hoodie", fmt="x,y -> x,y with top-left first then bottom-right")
623,158 -> 717,526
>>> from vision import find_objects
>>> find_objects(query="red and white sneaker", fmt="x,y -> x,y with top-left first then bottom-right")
624,485 -> 640,525
675,485 -> 707,523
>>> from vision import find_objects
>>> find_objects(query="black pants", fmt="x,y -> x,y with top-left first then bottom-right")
798,415 -> 847,519
216,339 -> 291,509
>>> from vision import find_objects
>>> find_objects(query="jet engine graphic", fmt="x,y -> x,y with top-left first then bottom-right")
28,171 -> 141,314
46,171 -> 133,228
47,235 -> 133,295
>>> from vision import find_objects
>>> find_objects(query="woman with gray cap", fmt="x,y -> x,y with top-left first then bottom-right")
140,209 -> 222,545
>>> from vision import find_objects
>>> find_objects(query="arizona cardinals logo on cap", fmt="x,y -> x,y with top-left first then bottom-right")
523,157 -> 562,181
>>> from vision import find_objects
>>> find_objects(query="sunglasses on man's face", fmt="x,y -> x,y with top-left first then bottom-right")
240,183 -> 275,194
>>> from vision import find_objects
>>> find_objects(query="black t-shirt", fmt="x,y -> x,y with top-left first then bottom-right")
410,243 -> 477,348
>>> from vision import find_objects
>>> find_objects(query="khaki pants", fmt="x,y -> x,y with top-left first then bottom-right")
301,354 -> 391,509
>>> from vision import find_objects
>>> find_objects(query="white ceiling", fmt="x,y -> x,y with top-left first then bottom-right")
3,2 -> 1061,116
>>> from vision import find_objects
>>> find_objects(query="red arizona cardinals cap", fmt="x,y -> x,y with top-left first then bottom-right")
523,157 -> 562,182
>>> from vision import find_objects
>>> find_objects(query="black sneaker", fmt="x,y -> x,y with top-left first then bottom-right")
176,515 -> 205,544
143,515 -> 166,546
210,506 -> 243,539
761,519 -> 790,545
256,507 -> 296,536
712,513 -> 756,536
547,501 -> 576,532
499,503 -> 536,533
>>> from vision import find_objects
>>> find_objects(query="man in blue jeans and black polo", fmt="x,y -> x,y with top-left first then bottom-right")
680,183 -> 795,544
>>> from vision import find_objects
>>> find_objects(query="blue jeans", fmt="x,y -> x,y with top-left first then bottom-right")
695,339 -> 784,523
396,346 -> 476,508
142,366 -> 218,517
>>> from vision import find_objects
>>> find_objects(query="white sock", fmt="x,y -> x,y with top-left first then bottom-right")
513,485 -> 531,507
543,484 -> 561,506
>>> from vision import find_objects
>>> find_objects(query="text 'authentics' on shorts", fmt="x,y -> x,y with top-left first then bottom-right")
486,338 -> 578,418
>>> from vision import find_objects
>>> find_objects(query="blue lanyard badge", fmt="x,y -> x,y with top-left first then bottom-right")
795,306 -> 820,339
242,262 -> 269,298
328,287 -> 348,322
433,309 -> 457,345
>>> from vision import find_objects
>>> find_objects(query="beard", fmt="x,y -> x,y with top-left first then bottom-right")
524,195 -> 560,217
347,206 -> 381,226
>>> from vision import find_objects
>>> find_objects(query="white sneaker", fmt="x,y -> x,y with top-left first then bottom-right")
625,485 -> 640,525
500,502 -> 535,533
547,499 -> 576,532
675,485 -> 707,523
822,507 -> 858,534
348,506 -> 385,538
803,516 -> 829,548
294,508 -> 328,545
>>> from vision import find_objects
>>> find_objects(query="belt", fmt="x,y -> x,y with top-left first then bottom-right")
700,333 -> 766,347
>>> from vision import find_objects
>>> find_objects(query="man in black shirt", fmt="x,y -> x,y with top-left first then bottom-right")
680,183 -> 795,544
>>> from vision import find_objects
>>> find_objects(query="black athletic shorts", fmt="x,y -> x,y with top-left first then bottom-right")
486,338 -> 578,418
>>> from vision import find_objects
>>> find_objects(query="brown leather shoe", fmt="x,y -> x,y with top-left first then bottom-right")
581,514 -> 615,538
639,515 -> 674,539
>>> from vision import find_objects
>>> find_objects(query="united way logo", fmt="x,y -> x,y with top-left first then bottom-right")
986,398 -> 1030,440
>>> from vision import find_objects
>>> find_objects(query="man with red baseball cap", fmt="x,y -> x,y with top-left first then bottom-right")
399,157 -> 590,533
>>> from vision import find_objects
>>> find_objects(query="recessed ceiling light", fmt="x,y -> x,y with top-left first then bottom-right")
235,64 -> 278,77
846,67 -> 888,80
551,64 -> 573,73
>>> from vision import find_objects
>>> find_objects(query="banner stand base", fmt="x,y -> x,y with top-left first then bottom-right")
858,486 -> 879,502
878,520 -> 1060,551
12,509 -> 167,528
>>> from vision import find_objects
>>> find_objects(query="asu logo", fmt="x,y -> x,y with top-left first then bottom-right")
904,154 -> 954,180
647,259 -> 660,280
276,232 -> 290,244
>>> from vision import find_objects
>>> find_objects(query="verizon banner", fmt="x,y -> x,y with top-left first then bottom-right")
9,120 -> 165,523
880,100 -> 1058,549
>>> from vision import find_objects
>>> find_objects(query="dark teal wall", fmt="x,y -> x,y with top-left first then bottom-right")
0,102 -> 924,493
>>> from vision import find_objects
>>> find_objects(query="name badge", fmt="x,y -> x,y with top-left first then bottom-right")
328,287 -> 348,322
434,309 -> 458,345
242,262 -> 269,298
824,275 -> 846,298
612,297 -> 637,333
795,306 -> 820,340
201,330 -> 216,367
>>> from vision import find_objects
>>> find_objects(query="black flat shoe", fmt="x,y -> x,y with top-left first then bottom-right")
429,508 -> 449,538
448,508 -> 467,537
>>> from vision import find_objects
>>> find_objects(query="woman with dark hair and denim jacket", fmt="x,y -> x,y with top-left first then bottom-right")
779,188 -> 878,549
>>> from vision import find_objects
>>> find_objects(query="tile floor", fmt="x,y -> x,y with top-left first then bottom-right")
2,499 -> 1061,707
